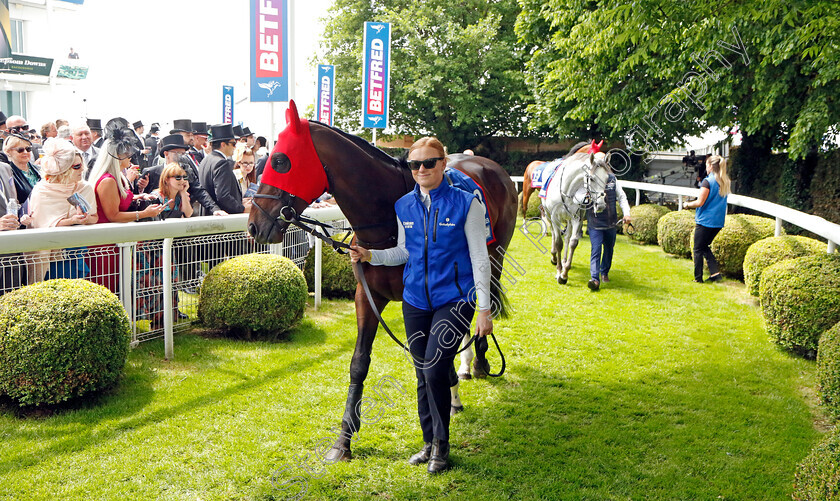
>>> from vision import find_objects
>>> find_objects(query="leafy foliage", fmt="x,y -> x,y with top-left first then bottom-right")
198,254 -> 307,340
628,204 -> 670,244
318,0 -> 531,152
657,209 -> 695,258
794,428 -> 840,501
759,253 -> 840,357
303,235 -> 357,299
0,279 -> 130,406
706,214 -> 777,279
817,321 -> 840,419
743,235 -> 825,296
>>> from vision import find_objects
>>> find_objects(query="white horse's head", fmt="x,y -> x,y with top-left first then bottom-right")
584,152 -> 612,214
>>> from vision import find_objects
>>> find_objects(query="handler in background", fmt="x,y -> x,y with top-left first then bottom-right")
349,137 -> 492,474
683,154 -> 731,283
587,167 -> 632,291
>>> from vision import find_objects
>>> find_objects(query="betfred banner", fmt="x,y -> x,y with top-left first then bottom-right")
222,86 -> 234,124
361,22 -> 390,129
316,65 -> 335,126
250,0 -> 289,102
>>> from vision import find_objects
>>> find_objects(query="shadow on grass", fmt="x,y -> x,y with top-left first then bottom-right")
0,322 -> 355,478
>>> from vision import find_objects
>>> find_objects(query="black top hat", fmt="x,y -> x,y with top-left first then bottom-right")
133,120 -> 144,129
0,111 -> 6,125
150,122 -> 160,133
192,122 -> 209,136
209,124 -> 235,143
87,118 -> 102,131
158,134 -> 189,157
170,119 -> 193,134
241,126 -> 254,137
232,125 -> 244,138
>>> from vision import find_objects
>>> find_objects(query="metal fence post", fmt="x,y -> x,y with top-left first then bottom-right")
314,237 -> 322,310
775,217 -> 783,237
163,238 -> 174,360
635,189 -> 640,206
118,242 -> 136,338
678,195 -> 683,211
829,241 -> 837,254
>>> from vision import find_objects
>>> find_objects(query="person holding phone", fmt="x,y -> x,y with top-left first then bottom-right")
20,139 -> 97,282
152,163 -> 193,220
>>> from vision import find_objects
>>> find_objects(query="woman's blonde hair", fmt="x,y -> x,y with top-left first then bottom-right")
706,155 -> 731,196
409,137 -> 447,160
232,142 -> 255,163
86,139 -> 132,197
158,162 -> 187,197
2,135 -> 30,154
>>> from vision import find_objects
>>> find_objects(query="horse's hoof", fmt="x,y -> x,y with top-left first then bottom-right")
324,446 -> 352,462
550,257 -> 557,266
557,276 -> 568,285
450,405 -> 464,416
458,371 -> 472,380
472,358 -> 490,379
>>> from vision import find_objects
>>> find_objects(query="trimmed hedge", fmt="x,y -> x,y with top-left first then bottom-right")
198,254 -> 307,339
627,204 -> 670,244
703,214 -> 777,279
743,235 -> 825,296
304,235 -> 357,299
518,191 -> 542,219
793,430 -> 840,500
657,209 -> 695,258
760,253 -> 840,356
817,321 -> 840,418
0,279 -> 131,406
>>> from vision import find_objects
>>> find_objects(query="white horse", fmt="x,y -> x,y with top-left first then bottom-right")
541,151 -> 611,284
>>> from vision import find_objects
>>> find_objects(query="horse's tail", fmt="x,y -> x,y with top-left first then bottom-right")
491,275 -> 512,320
488,243 -> 514,320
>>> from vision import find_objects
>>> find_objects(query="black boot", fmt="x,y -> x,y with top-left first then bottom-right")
408,442 -> 432,465
427,438 -> 450,474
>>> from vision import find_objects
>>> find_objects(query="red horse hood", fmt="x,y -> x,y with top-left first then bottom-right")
260,100 -> 329,202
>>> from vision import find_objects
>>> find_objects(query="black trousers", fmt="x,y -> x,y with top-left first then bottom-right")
693,224 -> 721,281
403,300 -> 475,443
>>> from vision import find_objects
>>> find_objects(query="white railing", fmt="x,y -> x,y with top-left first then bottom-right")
510,175 -> 839,252
0,206 -> 347,360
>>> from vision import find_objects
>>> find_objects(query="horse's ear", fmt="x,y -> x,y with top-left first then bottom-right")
589,152 -> 595,165
597,140 -> 604,150
285,99 -> 301,134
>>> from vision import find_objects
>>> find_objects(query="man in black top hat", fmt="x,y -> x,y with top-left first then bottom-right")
145,123 -> 160,165
198,124 -> 246,216
132,120 -> 150,168
190,122 -> 209,165
87,118 -> 104,148
241,126 -> 256,149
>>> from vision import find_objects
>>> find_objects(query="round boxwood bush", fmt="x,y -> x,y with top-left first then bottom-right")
627,204 -> 670,244
760,253 -> 840,357
198,254 -> 307,339
744,235 -> 825,296
304,235 -> 357,299
707,214 -> 778,278
793,430 -> 840,500
817,321 -> 840,417
0,279 -> 131,406
657,209 -> 695,258
518,191 -> 542,219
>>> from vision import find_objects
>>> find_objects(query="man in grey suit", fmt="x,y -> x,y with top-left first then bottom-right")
72,124 -> 99,178
197,124 -> 248,216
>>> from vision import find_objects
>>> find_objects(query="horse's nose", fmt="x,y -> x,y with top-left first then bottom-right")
247,222 -> 258,239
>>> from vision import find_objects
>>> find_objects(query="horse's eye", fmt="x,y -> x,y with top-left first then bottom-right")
271,152 -> 292,174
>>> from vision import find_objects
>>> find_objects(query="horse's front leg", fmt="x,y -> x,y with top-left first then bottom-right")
324,284 -> 388,462
552,218 -> 566,284
561,217 -> 583,282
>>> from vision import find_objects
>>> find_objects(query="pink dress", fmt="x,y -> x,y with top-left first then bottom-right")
89,173 -> 134,292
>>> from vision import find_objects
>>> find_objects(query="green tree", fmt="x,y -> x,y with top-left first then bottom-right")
515,0 -> 840,160
318,0 -> 530,152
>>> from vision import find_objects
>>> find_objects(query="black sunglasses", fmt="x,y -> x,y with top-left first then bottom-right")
14,146 -> 32,153
407,157 -> 443,170
71,163 -> 83,170
171,175 -> 188,180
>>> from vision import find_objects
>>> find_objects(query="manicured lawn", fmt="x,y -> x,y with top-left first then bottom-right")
0,222 -> 826,500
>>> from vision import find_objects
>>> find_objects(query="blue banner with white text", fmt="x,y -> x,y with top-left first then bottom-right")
222,86 -> 234,124
316,65 -> 335,126
250,0 -> 289,102
361,22 -> 390,129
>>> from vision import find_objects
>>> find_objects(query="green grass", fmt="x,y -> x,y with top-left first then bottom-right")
0,223 -> 827,500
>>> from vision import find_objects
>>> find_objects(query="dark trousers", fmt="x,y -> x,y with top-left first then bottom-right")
693,224 -> 722,281
589,227 -> 617,281
403,300 -> 475,443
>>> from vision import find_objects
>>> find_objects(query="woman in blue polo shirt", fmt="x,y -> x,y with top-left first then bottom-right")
349,137 -> 492,474
684,154 -> 731,282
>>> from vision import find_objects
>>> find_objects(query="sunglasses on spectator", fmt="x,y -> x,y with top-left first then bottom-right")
239,162 -> 255,167
407,157 -> 443,170
10,125 -> 29,132
71,163 -> 83,170
14,146 -> 32,153
171,175 -> 188,180
227,140 -> 237,146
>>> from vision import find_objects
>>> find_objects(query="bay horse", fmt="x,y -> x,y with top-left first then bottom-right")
248,101 -> 517,462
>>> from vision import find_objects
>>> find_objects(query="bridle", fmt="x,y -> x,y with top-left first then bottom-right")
251,160 -> 505,376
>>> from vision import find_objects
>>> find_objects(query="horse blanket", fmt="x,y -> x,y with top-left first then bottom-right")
444,167 -> 495,244
530,158 -> 564,199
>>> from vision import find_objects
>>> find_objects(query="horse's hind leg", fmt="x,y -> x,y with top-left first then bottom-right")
553,219 -> 567,284
324,286 -> 387,462
457,334 -> 473,380
522,180 -> 532,216
450,364 -> 464,415
560,217 -> 583,283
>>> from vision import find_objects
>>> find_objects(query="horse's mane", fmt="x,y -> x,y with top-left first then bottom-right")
564,141 -> 590,160
310,120 -> 408,170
